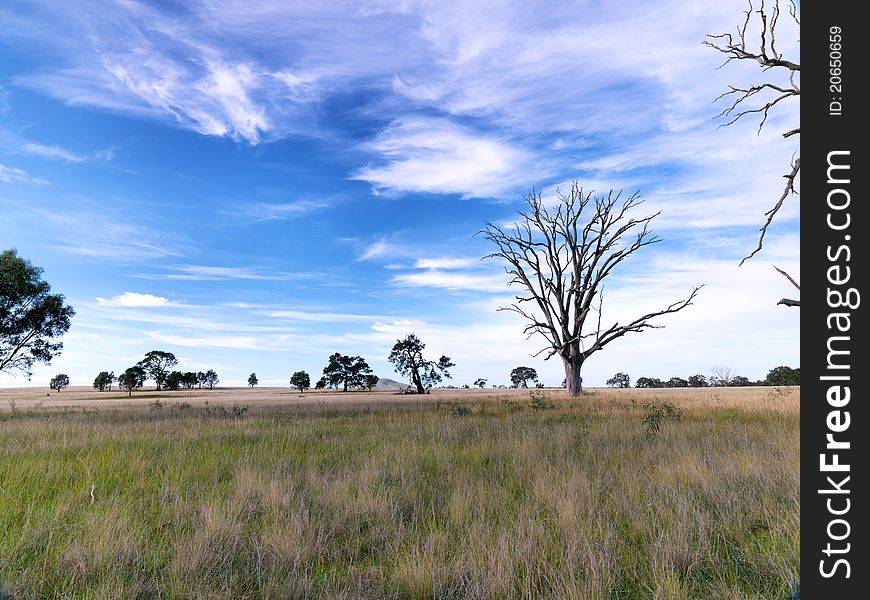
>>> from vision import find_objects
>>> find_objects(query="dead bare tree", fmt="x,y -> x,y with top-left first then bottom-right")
481,182 -> 702,396
704,0 -> 799,306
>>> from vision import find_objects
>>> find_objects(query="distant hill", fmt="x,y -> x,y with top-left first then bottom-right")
376,377 -> 412,390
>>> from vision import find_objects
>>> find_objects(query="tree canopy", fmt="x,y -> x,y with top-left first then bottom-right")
387,333 -> 454,394
606,372 -> 631,388
0,249 -> 75,377
290,370 -> 310,393
93,371 -> 116,392
118,366 -> 146,397
49,373 -> 70,392
510,366 -> 538,388
136,350 -> 178,391
322,353 -> 373,392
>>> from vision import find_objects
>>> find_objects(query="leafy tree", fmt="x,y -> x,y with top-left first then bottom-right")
196,371 -> 207,389
687,374 -> 709,388
731,375 -> 752,387
49,373 -> 69,392
181,372 -> 198,389
764,365 -> 800,386
290,370 -> 310,393
136,350 -> 178,390
666,377 -> 689,388
315,377 -> 326,390
473,378 -> 487,388
705,0 -> 801,307
510,366 -> 538,388
93,371 -> 116,392
118,366 -> 146,397
606,372 -> 631,388
248,372 -> 258,387
635,377 -> 664,389
322,353 -> 373,392
0,248 -> 75,377
388,333 -> 454,394
482,183 -> 701,396
203,369 -> 219,389
164,371 -> 184,391
362,374 -> 380,391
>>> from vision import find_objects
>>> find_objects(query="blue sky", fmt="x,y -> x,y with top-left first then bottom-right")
0,0 -> 799,388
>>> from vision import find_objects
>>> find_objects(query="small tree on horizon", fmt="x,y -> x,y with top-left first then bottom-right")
93,371 -> 116,392
164,371 -> 184,390
136,350 -> 178,391
764,365 -> 800,386
49,373 -> 69,392
635,377 -> 664,388
248,373 -> 258,387
606,372 -> 631,388
118,366 -> 146,397
687,374 -> 709,388
711,366 -> 737,387
388,333 -> 454,394
290,370 -> 310,393
473,378 -> 487,388
362,374 -> 380,391
203,369 -> 219,389
321,353 -> 373,392
510,366 -> 538,388
181,372 -> 198,389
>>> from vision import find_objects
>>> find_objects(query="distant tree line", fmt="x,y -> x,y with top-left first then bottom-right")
89,350 -> 223,396
608,366 -> 799,389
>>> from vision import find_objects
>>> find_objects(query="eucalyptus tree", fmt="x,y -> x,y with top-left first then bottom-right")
136,350 -> 178,391
387,334 -> 454,394
322,353 -> 373,392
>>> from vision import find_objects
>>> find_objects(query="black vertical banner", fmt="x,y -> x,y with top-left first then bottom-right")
803,0 -> 867,596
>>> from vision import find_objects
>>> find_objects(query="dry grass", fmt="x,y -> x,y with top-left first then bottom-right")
0,386 -> 799,599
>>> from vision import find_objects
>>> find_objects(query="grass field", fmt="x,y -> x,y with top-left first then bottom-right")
0,386 -> 799,599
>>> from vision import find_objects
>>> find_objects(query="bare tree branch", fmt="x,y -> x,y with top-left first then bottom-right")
706,0 -> 800,293
773,265 -> 800,307
740,156 -> 800,265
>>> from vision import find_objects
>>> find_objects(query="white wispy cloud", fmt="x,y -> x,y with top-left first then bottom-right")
144,331 -> 284,351
391,271 -> 508,292
30,208 -> 185,261
234,197 -> 336,221
0,163 -> 48,185
414,257 -> 479,270
137,264 -> 302,281
352,118 -> 539,198
95,292 -> 180,308
23,142 -> 87,162
356,238 -> 403,262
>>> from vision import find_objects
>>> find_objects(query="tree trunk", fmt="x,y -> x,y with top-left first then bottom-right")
562,350 -> 585,396
411,368 -> 425,394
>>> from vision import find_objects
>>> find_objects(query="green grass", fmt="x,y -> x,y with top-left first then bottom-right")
0,390 -> 799,599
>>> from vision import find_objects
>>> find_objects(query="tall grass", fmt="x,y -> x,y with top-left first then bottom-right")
0,388 -> 799,599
